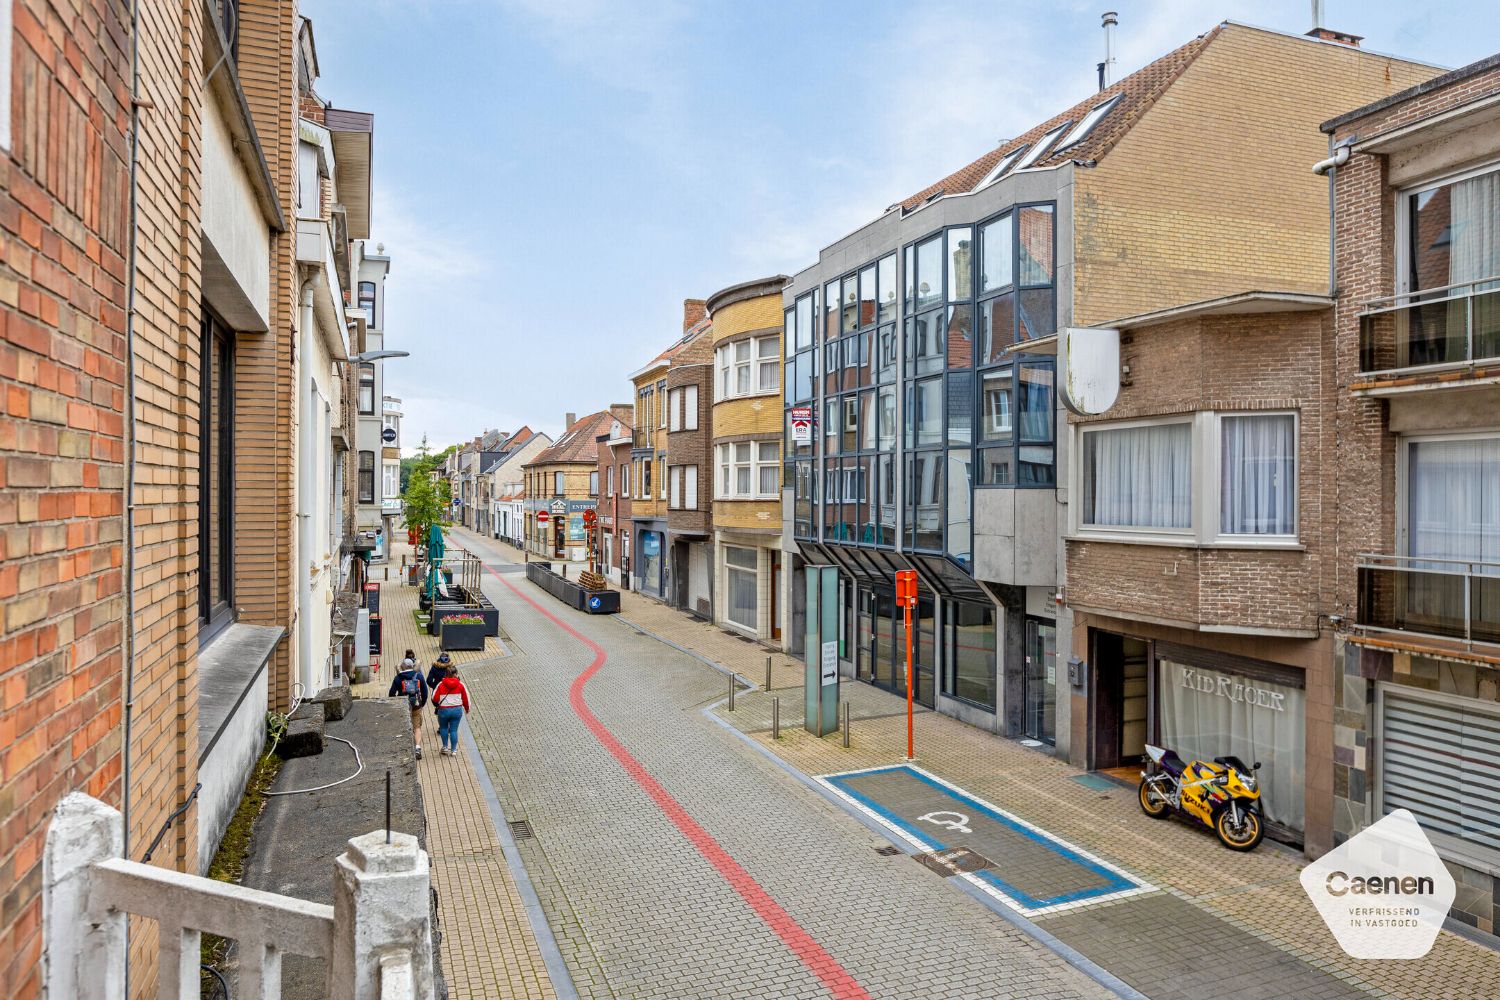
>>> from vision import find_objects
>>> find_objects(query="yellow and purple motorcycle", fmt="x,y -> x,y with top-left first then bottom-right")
1138,743 -> 1264,851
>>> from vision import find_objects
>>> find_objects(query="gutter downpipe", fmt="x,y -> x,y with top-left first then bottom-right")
121,0 -> 142,990
1312,141 -> 1350,296
298,286 -> 316,702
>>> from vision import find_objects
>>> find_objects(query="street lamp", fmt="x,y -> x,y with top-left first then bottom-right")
349,350 -> 409,363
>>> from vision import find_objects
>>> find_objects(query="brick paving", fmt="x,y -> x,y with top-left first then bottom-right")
449,529 -> 1110,1000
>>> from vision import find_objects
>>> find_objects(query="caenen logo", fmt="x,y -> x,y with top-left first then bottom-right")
1300,809 -> 1454,959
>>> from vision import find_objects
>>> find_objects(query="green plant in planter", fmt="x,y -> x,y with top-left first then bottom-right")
439,613 -> 484,625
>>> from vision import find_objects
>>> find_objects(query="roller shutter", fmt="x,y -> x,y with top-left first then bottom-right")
1379,687 -> 1500,856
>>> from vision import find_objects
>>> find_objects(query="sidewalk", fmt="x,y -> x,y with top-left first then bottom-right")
611,595 -> 1500,999
354,533 -> 555,999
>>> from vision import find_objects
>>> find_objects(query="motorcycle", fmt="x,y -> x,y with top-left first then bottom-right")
1138,743 -> 1264,851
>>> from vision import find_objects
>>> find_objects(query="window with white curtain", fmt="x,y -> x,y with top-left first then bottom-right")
717,337 -> 779,399
724,545 -> 758,631
1082,422 -> 1192,530
669,385 -> 699,431
716,442 -> 778,499
1405,435 -> 1500,568
758,441 -> 780,496
1220,414 -> 1296,536
669,465 -> 682,508
668,465 -> 699,510
606,465 -> 614,495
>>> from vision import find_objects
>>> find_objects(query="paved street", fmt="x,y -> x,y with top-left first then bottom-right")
434,529 -> 1500,999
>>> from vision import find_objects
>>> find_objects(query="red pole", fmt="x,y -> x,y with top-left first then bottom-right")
905,601 -> 914,760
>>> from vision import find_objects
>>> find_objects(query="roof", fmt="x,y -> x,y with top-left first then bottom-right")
526,410 -> 614,466
629,315 -> 713,379
1323,51 -> 1500,132
898,28 -> 1218,212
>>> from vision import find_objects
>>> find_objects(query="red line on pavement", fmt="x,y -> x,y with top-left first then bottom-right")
485,565 -> 872,1000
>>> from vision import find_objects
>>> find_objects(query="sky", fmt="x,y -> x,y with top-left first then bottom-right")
301,0 -> 1495,453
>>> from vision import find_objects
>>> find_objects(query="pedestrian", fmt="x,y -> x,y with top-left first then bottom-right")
426,651 -> 451,692
387,649 -> 428,759
431,664 -> 471,756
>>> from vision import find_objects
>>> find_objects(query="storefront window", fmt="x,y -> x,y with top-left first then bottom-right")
945,600 -> 996,709
1158,659 -> 1306,833
1024,620 -> 1056,744
725,545 -> 758,631
640,530 -> 663,595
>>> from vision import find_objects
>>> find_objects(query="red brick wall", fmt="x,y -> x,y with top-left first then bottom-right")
0,0 -> 133,994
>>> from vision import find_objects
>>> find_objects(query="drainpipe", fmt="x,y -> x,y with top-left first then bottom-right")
1312,142 -> 1350,296
298,286 -> 315,700
120,0 -> 143,990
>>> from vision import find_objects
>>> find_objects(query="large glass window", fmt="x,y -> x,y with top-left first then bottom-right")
200,311 -> 234,628
720,336 -> 779,399
910,378 -> 942,446
910,451 -> 943,551
358,281 -> 377,325
914,235 -> 943,311
1082,422 -> 1192,530
724,545 -> 759,631
877,253 -> 898,324
1221,414 -> 1296,536
944,600 -> 996,709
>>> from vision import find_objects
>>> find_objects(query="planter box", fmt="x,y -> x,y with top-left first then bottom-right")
524,563 -> 619,614
439,619 -> 485,651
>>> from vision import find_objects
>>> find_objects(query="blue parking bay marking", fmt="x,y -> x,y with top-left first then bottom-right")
818,764 -> 1153,916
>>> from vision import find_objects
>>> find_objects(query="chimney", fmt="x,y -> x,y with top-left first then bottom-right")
1100,12 -> 1118,89
1306,1 -> 1362,46
565,412 -> 576,430
682,299 -> 707,332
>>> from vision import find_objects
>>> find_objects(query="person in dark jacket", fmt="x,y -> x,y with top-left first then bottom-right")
426,651 -> 452,692
388,649 -> 428,759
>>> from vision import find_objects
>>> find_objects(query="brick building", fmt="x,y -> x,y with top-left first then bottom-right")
1322,52 -> 1500,934
707,278 -> 789,644
524,410 -> 614,564
596,409 -> 635,586
665,302 -> 714,616
627,305 -> 710,601
779,20 -> 1436,841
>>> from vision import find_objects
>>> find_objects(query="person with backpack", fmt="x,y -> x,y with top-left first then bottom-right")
431,664 -> 471,756
426,651 -> 451,692
387,649 -> 428,759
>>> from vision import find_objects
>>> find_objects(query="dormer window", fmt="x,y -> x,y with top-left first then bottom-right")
979,146 -> 1027,188
1014,122 -> 1072,171
1055,94 -> 1122,151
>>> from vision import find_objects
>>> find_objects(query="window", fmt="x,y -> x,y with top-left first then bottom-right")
1082,422 -> 1191,530
716,441 -> 779,499
1220,414 -> 1296,536
1056,94 -> 1121,151
643,459 -> 652,499
554,471 -> 565,495
724,546 -> 758,631
1014,122 -> 1070,171
658,381 -> 668,426
358,281 -> 377,325
668,384 -> 699,432
199,311 -> 234,628
758,442 -> 780,496
659,453 -> 667,499
979,146 -> 1027,188
621,463 -> 629,496
669,465 -> 698,510
1405,435 -> 1500,568
943,600 -> 996,709
357,363 -> 375,414
383,461 -> 399,499
607,465 -> 614,495
358,451 -> 375,504
589,470 -> 598,496
718,336 -> 779,399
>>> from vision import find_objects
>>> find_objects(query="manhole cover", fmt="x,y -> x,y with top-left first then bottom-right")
912,847 -> 992,877
874,845 -> 902,857
509,819 -> 534,841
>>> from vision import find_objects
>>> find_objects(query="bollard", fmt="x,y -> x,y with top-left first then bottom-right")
765,655 -> 772,691
843,700 -> 851,749
772,697 -> 780,740
728,674 -> 736,711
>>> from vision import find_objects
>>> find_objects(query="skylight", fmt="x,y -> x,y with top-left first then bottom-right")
1056,94 -> 1122,151
979,146 -> 1027,187
1013,122 -> 1072,171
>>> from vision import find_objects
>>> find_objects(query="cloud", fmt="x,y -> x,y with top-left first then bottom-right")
369,185 -> 484,290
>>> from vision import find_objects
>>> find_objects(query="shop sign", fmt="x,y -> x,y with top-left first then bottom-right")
550,499 -> 567,516
567,513 -> 586,542
1178,667 -> 1287,712
820,640 -> 838,685
790,406 -> 813,443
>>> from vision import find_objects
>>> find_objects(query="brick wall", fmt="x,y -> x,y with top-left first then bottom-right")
1074,24 -> 1437,327
666,352 -> 710,535
0,0 -> 134,992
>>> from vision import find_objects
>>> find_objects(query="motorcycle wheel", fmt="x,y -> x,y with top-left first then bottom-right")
1215,805 -> 1264,851
1138,779 -> 1171,819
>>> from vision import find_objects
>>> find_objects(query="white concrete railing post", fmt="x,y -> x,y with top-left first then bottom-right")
43,792 -> 126,1000
328,831 -> 434,1000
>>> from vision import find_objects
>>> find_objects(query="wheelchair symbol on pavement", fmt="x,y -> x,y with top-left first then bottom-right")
918,810 -> 973,834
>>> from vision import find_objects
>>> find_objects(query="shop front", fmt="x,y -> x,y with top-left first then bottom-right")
1089,629 -> 1307,842
635,524 -> 666,597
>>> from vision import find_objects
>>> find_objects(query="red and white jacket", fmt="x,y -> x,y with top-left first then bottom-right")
432,677 -> 470,711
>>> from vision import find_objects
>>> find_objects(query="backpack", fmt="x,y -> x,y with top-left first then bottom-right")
401,673 -> 419,706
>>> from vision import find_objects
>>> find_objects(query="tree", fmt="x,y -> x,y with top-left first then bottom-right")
400,464 -> 449,543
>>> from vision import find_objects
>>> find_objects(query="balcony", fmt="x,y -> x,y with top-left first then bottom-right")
1358,276 -> 1500,380
1357,553 -> 1500,652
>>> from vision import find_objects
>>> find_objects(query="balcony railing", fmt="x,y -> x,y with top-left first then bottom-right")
1358,275 -> 1500,374
1357,553 -> 1500,649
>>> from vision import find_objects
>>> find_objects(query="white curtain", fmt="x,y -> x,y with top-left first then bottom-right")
1084,423 -> 1192,528
1408,437 -> 1500,567
1221,414 -> 1295,535
1158,660 -> 1305,833
1449,170 -> 1500,287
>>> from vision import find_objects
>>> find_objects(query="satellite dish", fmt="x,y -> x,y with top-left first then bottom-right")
1058,327 -> 1121,416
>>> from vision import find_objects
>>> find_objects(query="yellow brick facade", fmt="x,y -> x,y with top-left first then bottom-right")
1073,25 -> 1437,327
630,360 -> 669,520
